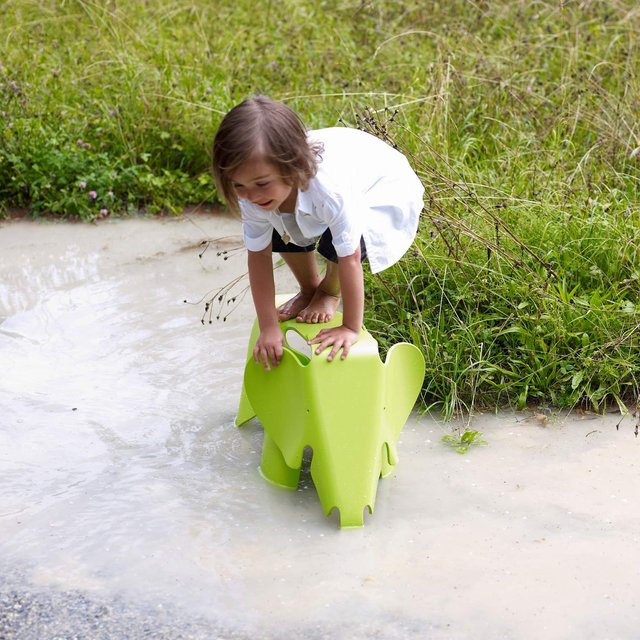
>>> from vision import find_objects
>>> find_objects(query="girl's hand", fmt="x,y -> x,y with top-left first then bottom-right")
308,325 -> 360,361
253,325 -> 284,370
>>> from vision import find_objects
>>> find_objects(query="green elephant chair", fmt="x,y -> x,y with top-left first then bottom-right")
236,309 -> 425,528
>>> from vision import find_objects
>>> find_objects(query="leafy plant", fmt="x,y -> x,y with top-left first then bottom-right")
442,430 -> 488,454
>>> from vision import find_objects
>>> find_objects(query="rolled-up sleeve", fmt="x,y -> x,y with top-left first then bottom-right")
240,202 -> 273,252
317,191 -> 363,258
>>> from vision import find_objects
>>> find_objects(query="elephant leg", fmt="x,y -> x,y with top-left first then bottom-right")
310,445 -> 381,528
259,432 -> 300,489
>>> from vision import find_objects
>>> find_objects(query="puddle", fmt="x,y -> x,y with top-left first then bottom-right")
1,214 -> 639,639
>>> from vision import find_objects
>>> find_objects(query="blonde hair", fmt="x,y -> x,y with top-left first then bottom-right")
212,96 -> 323,210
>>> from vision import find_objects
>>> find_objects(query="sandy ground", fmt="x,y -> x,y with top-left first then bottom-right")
1,212 -> 639,640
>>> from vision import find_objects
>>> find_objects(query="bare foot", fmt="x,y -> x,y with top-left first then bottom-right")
296,289 -> 341,323
277,290 -> 315,321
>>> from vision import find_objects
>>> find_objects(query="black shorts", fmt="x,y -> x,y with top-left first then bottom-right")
271,227 -> 367,264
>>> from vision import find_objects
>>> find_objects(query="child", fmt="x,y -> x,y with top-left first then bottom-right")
212,96 -> 424,370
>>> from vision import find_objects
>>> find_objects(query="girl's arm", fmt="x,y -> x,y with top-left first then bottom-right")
247,246 -> 283,370
337,251 -> 364,333
309,250 -> 363,361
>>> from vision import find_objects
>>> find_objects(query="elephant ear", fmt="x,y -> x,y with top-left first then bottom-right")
383,343 -> 425,456
243,348 -> 311,470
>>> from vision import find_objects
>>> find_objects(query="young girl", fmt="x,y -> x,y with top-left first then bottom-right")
212,96 -> 424,370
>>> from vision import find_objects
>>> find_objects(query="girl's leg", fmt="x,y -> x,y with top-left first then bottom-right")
277,251 -> 322,321
276,229 -> 356,323
296,260 -> 341,323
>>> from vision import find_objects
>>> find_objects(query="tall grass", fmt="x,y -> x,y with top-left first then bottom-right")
1,0 -> 638,415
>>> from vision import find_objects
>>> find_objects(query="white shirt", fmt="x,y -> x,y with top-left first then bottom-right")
239,127 -> 424,274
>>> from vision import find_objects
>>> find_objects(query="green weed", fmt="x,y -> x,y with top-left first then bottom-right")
442,430 -> 487,454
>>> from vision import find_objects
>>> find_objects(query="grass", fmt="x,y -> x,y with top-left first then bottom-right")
1,0 -> 638,416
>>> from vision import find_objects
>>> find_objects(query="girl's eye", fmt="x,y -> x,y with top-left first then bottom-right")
256,182 -> 269,188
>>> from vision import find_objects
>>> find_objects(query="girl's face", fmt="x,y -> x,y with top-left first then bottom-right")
230,158 -> 296,212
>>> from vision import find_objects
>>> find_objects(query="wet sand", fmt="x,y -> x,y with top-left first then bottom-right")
1,212 -> 639,639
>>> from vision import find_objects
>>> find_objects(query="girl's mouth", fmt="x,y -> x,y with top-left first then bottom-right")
257,200 -> 273,208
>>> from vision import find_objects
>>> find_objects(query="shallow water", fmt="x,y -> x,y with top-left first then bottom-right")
1,214 -> 640,639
